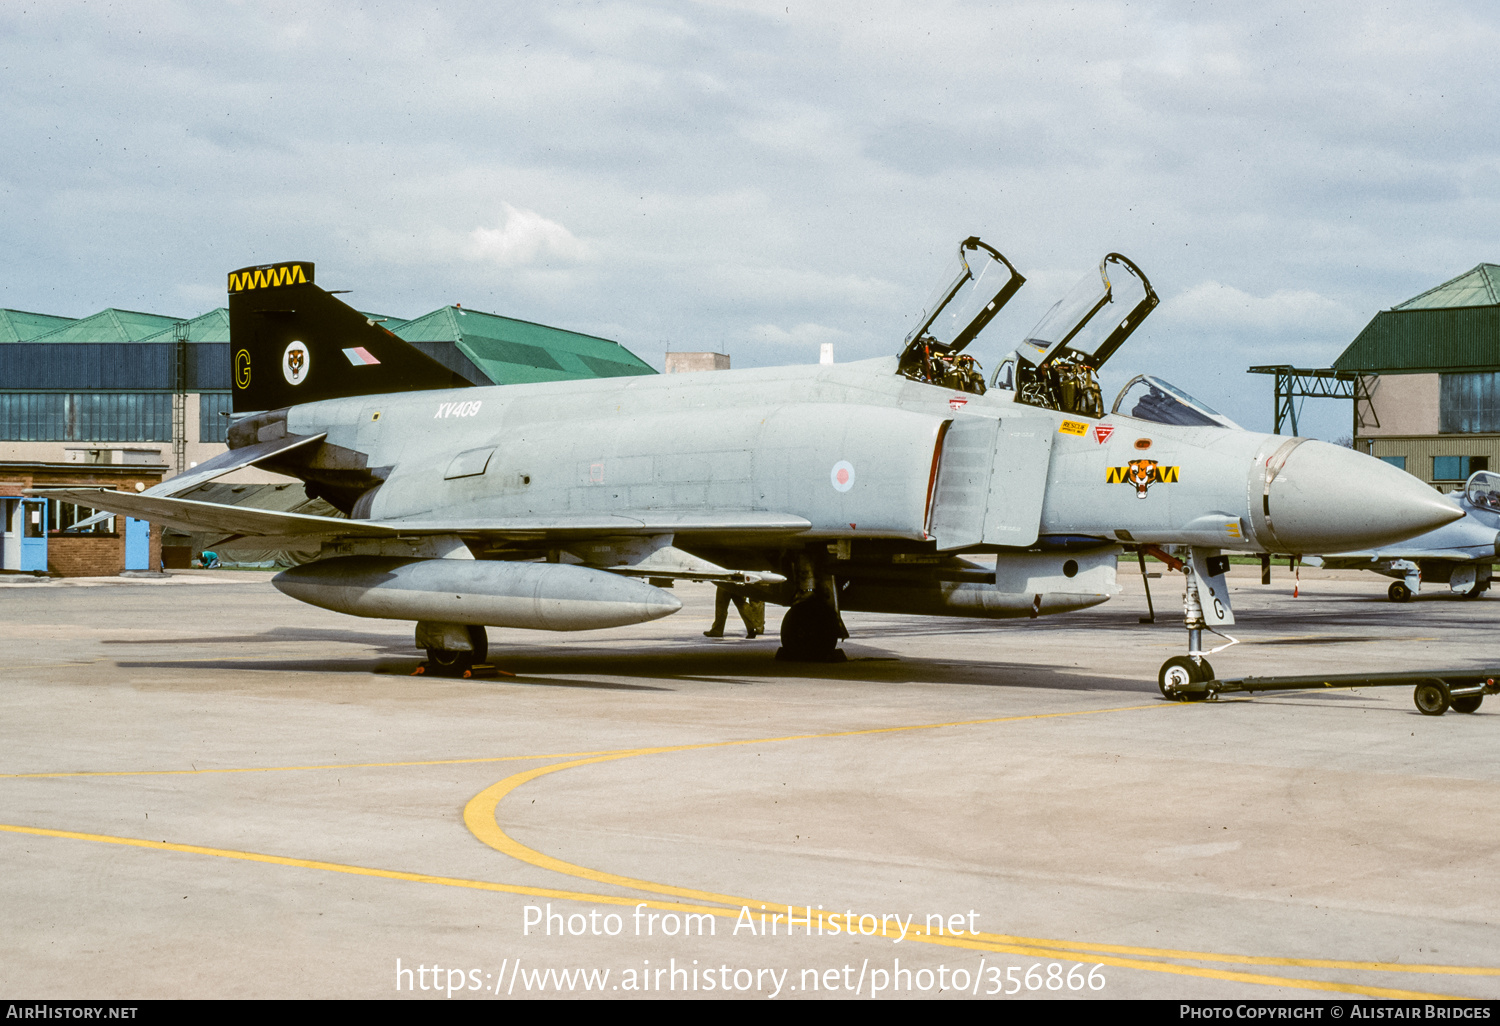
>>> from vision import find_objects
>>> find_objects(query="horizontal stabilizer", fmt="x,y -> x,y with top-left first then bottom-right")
34,487 -> 383,540
62,433 -> 326,533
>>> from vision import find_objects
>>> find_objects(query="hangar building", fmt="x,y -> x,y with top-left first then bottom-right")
1337,264 -> 1500,489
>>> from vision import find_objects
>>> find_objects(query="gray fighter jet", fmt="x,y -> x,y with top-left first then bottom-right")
1307,469 -> 1500,601
39,240 -> 1460,694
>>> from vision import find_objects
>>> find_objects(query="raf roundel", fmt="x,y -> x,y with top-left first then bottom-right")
282,340 -> 310,385
830,460 -> 856,493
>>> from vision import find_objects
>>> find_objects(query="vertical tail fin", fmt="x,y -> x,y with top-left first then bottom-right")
228,261 -> 475,412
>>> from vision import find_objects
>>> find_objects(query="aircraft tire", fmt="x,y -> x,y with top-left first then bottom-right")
1413,681 -> 1451,716
1388,582 -> 1413,602
1158,656 -> 1209,701
1462,581 -> 1487,599
778,599 -> 840,661
1451,695 -> 1483,713
425,647 -> 476,676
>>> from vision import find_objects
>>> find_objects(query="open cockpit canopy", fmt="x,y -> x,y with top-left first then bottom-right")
1465,470 -> 1500,513
993,253 -> 1159,419
1111,375 -> 1241,429
897,237 -> 1025,394
1018,253 -> 1157,370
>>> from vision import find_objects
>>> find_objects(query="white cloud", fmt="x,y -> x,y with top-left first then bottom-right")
1162,280 -> 1356,335
748,321 -> 853,350
464,204 -> 591,267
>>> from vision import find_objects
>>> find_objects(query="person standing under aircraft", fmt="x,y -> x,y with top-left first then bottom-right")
704,585 -> 765,639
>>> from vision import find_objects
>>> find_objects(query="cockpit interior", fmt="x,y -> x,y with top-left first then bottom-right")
1111,375 -> 1242,429
897,237 -> 1024,396
898,239 -> 1161,420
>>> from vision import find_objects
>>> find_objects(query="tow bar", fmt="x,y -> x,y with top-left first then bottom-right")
1162,668 -> 1500,716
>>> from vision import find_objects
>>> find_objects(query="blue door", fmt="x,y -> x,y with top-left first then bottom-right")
125,516 -> 150,571
20,498 -> 48,572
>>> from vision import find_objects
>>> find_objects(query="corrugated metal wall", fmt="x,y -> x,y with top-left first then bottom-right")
0,343 -> 230,389
1336,307 -> 1500,373
1368,434 -> 1500,487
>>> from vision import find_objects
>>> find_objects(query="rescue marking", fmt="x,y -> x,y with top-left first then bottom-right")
435,400 -> 483,419
830,460 -> 855,492
341,346 -> 381,366
1092,424 -> 1114,444
282,341 -> 309,386
1107,460 -> 1179,498
948,396 -> 968,410
1058,420 -> 1088,436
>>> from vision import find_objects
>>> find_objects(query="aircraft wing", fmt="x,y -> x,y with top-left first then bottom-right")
29,489 -> 811,544
63,433 -> 327,533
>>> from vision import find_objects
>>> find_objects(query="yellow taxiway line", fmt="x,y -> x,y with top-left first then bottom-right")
0,820 -> 1461,1001
2,699 -> 1492,998
459,704 -> 1494,997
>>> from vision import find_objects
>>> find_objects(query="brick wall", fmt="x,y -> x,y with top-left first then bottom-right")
48,535 -> 125,577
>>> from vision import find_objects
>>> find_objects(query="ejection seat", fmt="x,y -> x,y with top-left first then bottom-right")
992,253 -> 1159,419
897,237 -> 1026,394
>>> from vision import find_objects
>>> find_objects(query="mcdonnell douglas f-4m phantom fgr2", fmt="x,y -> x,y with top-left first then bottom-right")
43,240 -> 1460,692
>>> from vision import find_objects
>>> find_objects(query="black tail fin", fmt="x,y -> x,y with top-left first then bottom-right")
228,261 -> 475,413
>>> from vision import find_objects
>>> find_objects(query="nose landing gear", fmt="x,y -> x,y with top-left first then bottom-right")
1158,655 -> 1215,700
1155,547 -> 1236,701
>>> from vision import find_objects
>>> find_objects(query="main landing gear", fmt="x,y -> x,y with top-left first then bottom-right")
776,554 -> 849,662
415,621 -> 489,677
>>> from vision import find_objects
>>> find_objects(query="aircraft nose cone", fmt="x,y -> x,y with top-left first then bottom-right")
1262,440 -> 1463,552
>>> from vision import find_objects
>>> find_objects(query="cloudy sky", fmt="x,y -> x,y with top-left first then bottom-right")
4,0 -> 1498,438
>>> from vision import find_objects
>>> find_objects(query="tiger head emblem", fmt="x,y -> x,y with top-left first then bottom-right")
281,340 -> 310,385
1125,459 -> 1160,499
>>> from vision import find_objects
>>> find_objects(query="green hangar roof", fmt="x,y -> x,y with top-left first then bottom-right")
1334,264 -> 1500,375
0,298 -> 652,391
24,308 -> 184,343
394,306 -> 655,385
0,308 -> 77,343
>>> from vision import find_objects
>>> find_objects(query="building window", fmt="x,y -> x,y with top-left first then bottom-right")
1379,455 -> 1407,471
50,502 -> 115,535
199,392 -> 232,442
0,393 -> 172,441
1434,455 -> 1488,481
1440,372 -> 1500,433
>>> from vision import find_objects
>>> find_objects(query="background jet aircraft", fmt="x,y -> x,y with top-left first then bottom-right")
1306,469 -> 1500,601
38,241 -> 1460,691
